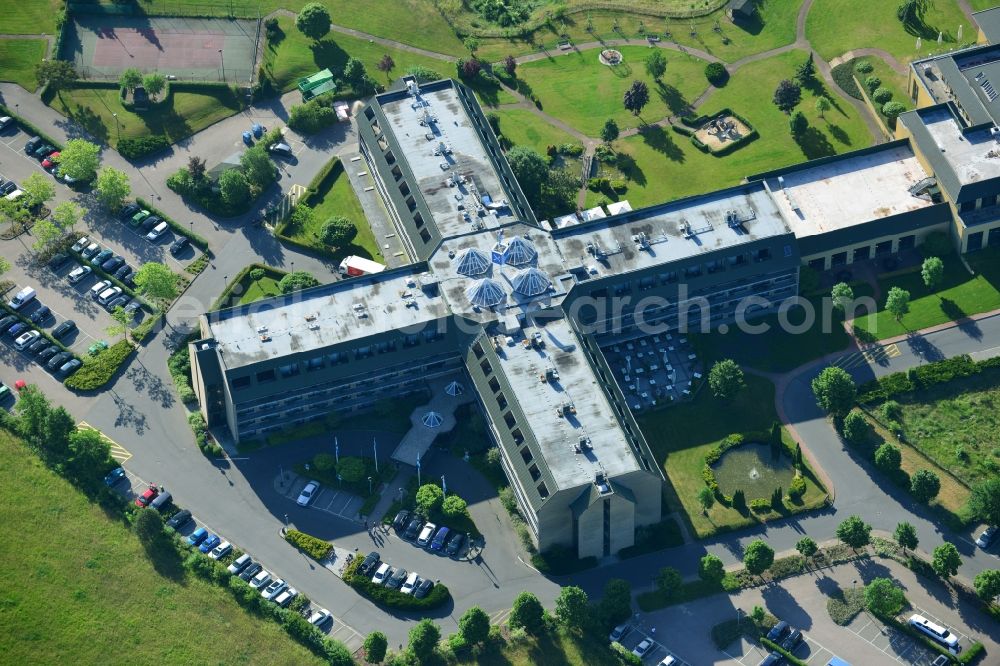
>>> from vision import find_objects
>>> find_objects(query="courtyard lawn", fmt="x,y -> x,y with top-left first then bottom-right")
0,430 -> 326,665
590,49 -> 873,208
495,106 -> 580,154
47,85 -> 241,148
807,0 -> 972,64
0,38 -> 46,91
852,55 -> 911,132
0,0 -> 62,34
852,248 -> 1000,340
636,374 -> 829,538
238,275 -> 282,305
264,15 -> 453,93
516,46 -> 711,136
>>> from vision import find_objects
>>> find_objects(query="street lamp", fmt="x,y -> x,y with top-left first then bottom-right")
112,112 -> 120,141
219,49 -> 225,82
368,476 -> 373,495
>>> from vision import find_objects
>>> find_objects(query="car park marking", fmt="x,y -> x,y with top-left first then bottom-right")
834,343 -> 901,370
284,476 -> 364,523
844,609 -> 968,666
78,421 -> 132,463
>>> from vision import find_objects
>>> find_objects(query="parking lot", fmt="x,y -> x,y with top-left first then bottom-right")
281,474 -> 365,524
717,632 -> 839,666
844,607 -> 971,666
617,626 -> 694,665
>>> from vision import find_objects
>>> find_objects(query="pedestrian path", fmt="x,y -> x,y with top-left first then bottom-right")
390,376 -> 473,464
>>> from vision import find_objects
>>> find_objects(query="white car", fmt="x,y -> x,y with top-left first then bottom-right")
975,525 -> 997,549
14,330 -> 40,350
68,265 -> 92,284
632,638 -> 653,658
248,569 -> 272,590
400,571 -> 420,595
145,221 -> 168,241
297,480 -> 319,507
97,286 -> 123,305
370,562 -> 390,585
261,578 -> 287,601
70,236 -> 90,253
208,541 -> 232,560
416,522 -> 437,547
274,587 -> 298,607
609,623 -> 629,643
656,657 -> 677,666
307,608 -> 331,626
89,280 -> 111,299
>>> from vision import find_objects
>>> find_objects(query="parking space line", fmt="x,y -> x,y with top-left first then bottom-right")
77,421 -> 131,462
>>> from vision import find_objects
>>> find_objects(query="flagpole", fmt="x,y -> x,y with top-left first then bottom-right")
416,452 -> 421,487
441,474 -> 447,496
373,436 -> 378,473
334,436 -> 339,465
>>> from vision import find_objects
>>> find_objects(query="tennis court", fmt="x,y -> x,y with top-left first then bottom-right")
61,14 -> 260,83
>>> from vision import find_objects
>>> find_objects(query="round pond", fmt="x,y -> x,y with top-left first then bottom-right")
712,441 -> 796,498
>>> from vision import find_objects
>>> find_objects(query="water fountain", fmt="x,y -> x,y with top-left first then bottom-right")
599,49 -> 623,66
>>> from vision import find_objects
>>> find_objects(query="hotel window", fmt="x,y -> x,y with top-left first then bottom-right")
232,376 -> 251,390
480,359 -> 493,375
385,150 -> 396,165
488,376 -> 501,392
511,428 -> 524,444
472,342 -> 485,359
528,464 -> 541,481
496,393 -> 508,410
984,194 -> 998,208
754,248 -> 772,262
537,482 -> 549,499
405,195 -> 417,212
414,212 -> 425,228
959,200 -> 975,213
898,235 -> 916,251
391,165 -> 403,181
399,181 -> 410,197
376,135 -> 388,151
256,369 -> 276,384
520,446 -> 533,463
420,228 -> 432,243
684,265 -> 702,278
503,411 -> 517,428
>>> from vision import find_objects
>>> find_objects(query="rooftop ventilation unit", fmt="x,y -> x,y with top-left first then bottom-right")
992,126 -> 1000,143
681,219 -> 694,238
632,232 -> 650,249
981,78 -> 998,102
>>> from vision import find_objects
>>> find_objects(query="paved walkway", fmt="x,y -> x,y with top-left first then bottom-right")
390,376 -> 474,464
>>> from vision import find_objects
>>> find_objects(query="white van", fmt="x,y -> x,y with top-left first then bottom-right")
4,189 -> 24,202
146,221 -> 168,241
7,286 -> 36,310
908,614 -> 960,651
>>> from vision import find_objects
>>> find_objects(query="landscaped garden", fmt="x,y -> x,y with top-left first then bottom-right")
494,107 -> 579,155
0,38 -> 46,90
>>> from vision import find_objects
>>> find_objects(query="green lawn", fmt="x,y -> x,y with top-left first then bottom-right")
495,107 -> 580,154
281,158 -> 382,263
454,626 -> 624,666
0,0 -> 62,34
0,430 -> 325,665
238,276 -> 282,304
853,55 -> 911,132
589,49 -> 873,208
516,46 -> 711,136
636,374 -> 828,538
0,39 -> 45,90
971,0 -> 997,9
47,85 -> 241,148
853,249 -> 1000,340
807,0 -> 972,64
264,15 -> 454,93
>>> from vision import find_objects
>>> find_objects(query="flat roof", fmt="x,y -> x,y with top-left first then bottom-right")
922,104 -> 1000,185
379,85 -> 515,238
760,143 -> 933,238
206,269 -> 449,369
553,182 -> 791,277
497,317 -> 640,490
975,7 -> 1000,45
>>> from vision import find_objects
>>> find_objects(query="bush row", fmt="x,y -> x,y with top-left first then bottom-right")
188,412 -> 221,457
342,557 -> 451,610
118,135 -> 171,160
857,354 -> 1000,403
131,311 -> 163,343
64,340 -> 135,391
167,345 -> 197,403
0,104 -> 63,151
530,544 -> 598,575
283,529 -> 332,561
831,61 -> 863,100
135,197 -> 211,251
760,638 -> 808,665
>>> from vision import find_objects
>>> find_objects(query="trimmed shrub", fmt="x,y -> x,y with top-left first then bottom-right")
749,498 -> 771,514
788,475 -> 807,499
831,62 -> 862,99
854,60 -> 874,74
705,62 -> 728,85
284,529 -> 332,560
63,341 -> 135,391
117,135 -> 170,160
872,87 -> 893,104
864,75 -> 881,92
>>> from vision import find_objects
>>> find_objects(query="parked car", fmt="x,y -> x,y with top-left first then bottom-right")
385,567 -> 407,589
632,639 -> 653,658
609,624 -> 630,643
58,358 -> 81,377
41,152 -> 60,171
32,143 -> 56,159
274,587 -> 298,608
37,346 -> 59,365
400,572 -> 420,595
119,203 -> 140,221
307,608 -> 331,626
261,578 -> 287,601
71,236 -> 90,253
88,340 -> 108,356
101,255 -> 125,272
48,253 -> 70,270
392,510 -> 411,532
7,322 -> 27,338
0,180 -> 16,195
430,526 -> 450,551
106,296 -> 130,312
27,338 -> 49,354
242,130 -> 253,146
14,330 -> 40,350
67,265 -> 92,285
209,541 -> 232,560
296,480 -> 320,506
249,569 -> 272,590
140,215 -> 161,232
445,532 -> 465,557
656,657 -> 678,666
252,123 -> 265,138
416,522 -> 436,547
908,614 -> 960,651
169,236 -> 190,256
186,527 -> 208,547
24,136 -> 42,154
113,264 -> 132,281
131,209 -> 150,227
782,629 -> 803,651
91,249 -> 113,267
0,116 -> 14,131
8,286 -> 36,310
0,315 -> 17,334
758,652 -> 783,666
46,351 -> 72,371
227,553 -> 252,575
766,621 -> 791,643
359,551 -> 380,576
29,305 -> 51,324
269,142 -> 293,156
149,490 -> 171,512
370,562 -> 390,585
135,484 -> 160,508
403,516 -> 424,540
976,525 -> 997,549
97,287 -> 123,306
81,242 -> 100,260
0,383 -> 11,401
199,534 -> 222,554
89,281 -> 112,299
239,562 -> 263,582
124,301 -> 142,317
931,656 -> 951,666
166,509 -> 192,530
52,320 -> 77,339
146,221 -> 168,241
103,467 -> 126,486
414,578 -> 434,599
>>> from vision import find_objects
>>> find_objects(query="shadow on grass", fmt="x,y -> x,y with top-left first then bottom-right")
795,126 -> 835,159
827,123 -> 851,146
638,124 -> 685,162
310,38 -> 351,73
656,80 -> 691,116
733,12 -> 765,37
613,152 -> 646,186
143,534 -> 187,582
64,102 -> 110,144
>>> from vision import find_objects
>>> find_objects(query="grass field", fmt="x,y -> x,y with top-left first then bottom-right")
47,85 -> 241,147
264,15 -> 452,93
495,107 -> 580,154
0,430 -> 326,665
454,627 -> 623,666
853,249 -> 1000,340
636,374 -> 828,538
516,46 -> 710,136
238,275 -> 282,304
853,55 -> 911,132
0,0 -> 62,34
588,49 -> 873,208
807,0 -> 972,64
0,38 -> 46,91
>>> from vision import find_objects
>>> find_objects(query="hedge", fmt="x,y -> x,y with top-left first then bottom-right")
342,557 -> 451,610
831,61 -> 863,100
283,529 -> 332,561
674,108 -> 758,156
857,354 -> 1000,403
63,340 -> 135,390
188,412 -> 221,457
168,344 -> 197,403
760,638 -> 808,665
118,135 -> 171,160
135,197 -> 211,251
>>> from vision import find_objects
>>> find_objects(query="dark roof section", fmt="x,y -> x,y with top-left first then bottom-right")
729,0 -> 756,17
974,7 -> 1000,45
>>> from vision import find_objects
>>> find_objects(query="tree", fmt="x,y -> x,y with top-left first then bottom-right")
459,58 -> 481,80
842,410 -> 869,444
921,256 -> 944,290
708,358 -> 745,399
697,486 -> 715,514
750,605 -> 766,623
885,286 -> 910,323
375,54 -> 395,82
865,577 -> 907,616
119,67 -> 142,92
442,494 -> 467,517
743,540 -> 775,578
699,553 -> 726,584
931,542 -> 961,578
35,59 -> 77,97
811,366 -> 857,415
296,2 -> 331,41
597,578 -> 632,626
135,507 -> 164,544
910,469 -> 940,503
645,50 -> 667,81
463,36 -> 480,55
415,483 -> 444,515
794,536 -> 818,558
342,57 -> 368,89
320,216 -> 358,248
831,282 -> 854,311
337,456 -> 365,483
363,631 -> 388,663
240,145 -> 276,189
278,271 -> 319,294
969,478 -> 1000,526
51,200 -> 81,234
796,53 -> 816,85
107,305 -> 134,341
56,138 -> 100,181
15,386 -> 50,444
32,219 -> 64,253
789,111 -> 808,136
509,591 -> 543,632
42,406 -> 75,462
555,586 -> 590,630
503,54 -> 517,77
600,118 -> 620,144
20,172 -> 55,209
188,156 -> 207,182
142,72 -> 166,98
815,96 -> 831,119
623,80 -> 650,116
894,522 -> 919,554
871,439 -> 903,471
773,79 -> 802,113
882,101 -> 907,120
250,268 -> 266,283
506,146 -> 549,201
836,515 -> 872,551
407,619 -> 440,661
64,427 -> 112,485
655,566 -> 683,598
134,262 -> 179,300
973,569 -> 1000,603
219,169 -> 251,205
458,606 -> 491,645
705,61 -> 728,85
897,0 -> 930,25
96,167 -> 130,211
